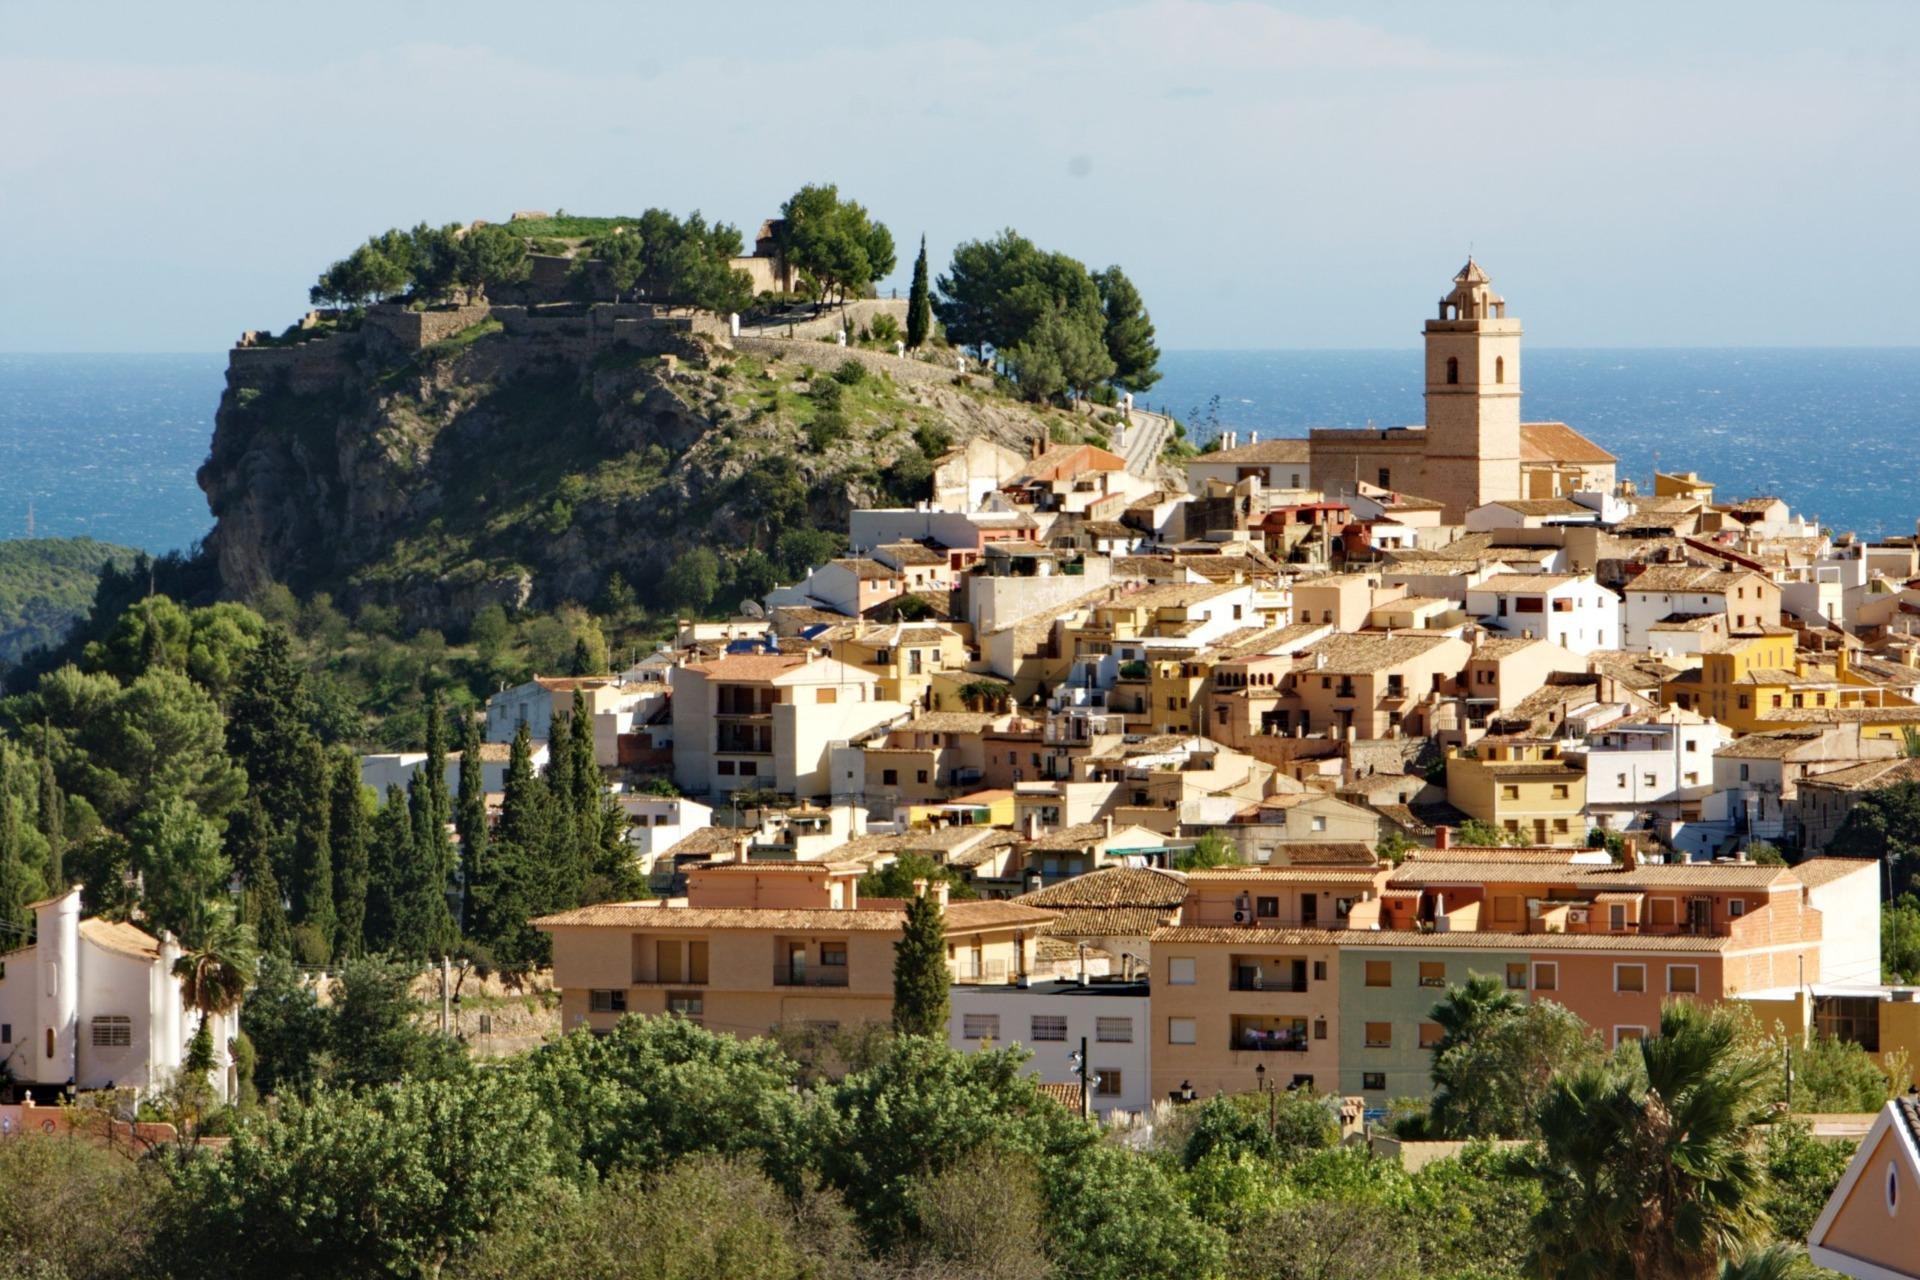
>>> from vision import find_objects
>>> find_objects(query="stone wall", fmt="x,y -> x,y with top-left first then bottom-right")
363,301 -> 495,351
226,338 -> 353,394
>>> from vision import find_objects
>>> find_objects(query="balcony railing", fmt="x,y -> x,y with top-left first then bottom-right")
1231,1032 -> 1309,1052
1231,980 -> 1309,993
773,970 -> 850,988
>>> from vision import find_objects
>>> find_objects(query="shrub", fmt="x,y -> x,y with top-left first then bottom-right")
808,376 -> 844,410
832,359 -> 868,387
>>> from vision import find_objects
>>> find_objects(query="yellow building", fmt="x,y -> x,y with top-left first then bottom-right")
830,622 -> 972,708
1444,737 -> 1588,845
1652,470 -> 1715,503
906,787 -> 1019,830
1665,630 -> 1914,735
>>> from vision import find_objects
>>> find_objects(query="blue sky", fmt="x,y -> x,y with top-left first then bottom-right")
3,1 -> 1916,351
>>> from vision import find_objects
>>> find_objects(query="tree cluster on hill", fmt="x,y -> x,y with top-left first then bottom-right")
771,183 -> 896,306
569,208 -> 754,314
935,229 -> 1160,401
309,223 -> 533,311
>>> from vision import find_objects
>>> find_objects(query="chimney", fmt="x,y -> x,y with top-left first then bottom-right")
1434,824 -> 1451,850
1249,431 -> 1259,445
912,877 -> 929,899
1025,811 -> 1040,840
1102,815 -> 1114,839
1620,835 -> 1639,871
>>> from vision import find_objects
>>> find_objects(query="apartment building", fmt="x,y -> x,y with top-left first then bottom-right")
1444,737 -> 1589,845
949,980 -> 1153,1116
1621,565 -> 1782,650
1463,572 -> 1621,656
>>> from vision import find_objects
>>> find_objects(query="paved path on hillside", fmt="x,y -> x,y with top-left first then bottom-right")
1118,407 -> 1174,477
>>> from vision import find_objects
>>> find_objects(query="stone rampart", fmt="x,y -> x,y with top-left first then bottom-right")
226,337 -> 353,394
363,301 -> 496,351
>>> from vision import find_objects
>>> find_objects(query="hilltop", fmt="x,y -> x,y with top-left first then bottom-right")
200,300 -> 1127,629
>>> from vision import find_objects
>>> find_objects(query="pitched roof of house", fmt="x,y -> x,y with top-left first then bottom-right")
78,918 -> 162,961
1470,573 -> 1586,592
1484,498 -> 1592,517
875,541 -> 949,566
1386,861 -> 1792,890
1194,438 -> 1313,465
1025,822 -> 1167,851
1017,444 -> 1128,483
1797,758 -> 1920,793
830,558 -> 904,581
1785,857 -> 1879,887
1182,866 -> 1384,883
1016,866 -> 1190,909
533,898 -> 1052,933
1301,631 -> 1458,675
1520,421 -> 1616,464
1626,565 -> 1758,593
682,653 -> 810,681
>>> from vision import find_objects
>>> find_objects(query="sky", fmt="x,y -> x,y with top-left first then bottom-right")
3,0 -> 1917,352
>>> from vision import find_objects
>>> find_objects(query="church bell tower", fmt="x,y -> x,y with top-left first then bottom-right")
1423,259 -> 1522,515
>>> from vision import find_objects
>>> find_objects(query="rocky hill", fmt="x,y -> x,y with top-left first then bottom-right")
200,303 -> 1112,629
0,536 -> 140,664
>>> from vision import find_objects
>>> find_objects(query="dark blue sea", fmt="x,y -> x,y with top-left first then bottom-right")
1150,348 -> 1920,542
0,348 -> 1916,554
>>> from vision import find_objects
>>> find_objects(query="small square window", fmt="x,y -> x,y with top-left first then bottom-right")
1167,1017 -> 1196,1045
1364,1021 -> 1392,1048
1031,1015 -> 1067,1042
962,1014 -> 1000,1041
1168,957 -> 1196,986
1362,1071 -> 1386,1091
1364,961 -> 1392,988
1668,965 -> 1699,995
1418,962 -> 1445,988
1094,1068 -> 1123,1097
1505,962 -> 1527,990
1615,965 -> 1646,994
1532,962 -> 1557,992
1095,1017 -> 1133,1043
589,989 -> 628,1013
1728,899 -> 1746,918
1418,1022 -> 1443,1049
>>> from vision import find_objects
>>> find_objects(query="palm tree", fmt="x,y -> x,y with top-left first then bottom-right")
173,904 -> 259,1056
1429,974 -> 1521,1061
1718,1245 -> 1818,1280
1530,1001 -> 1773,1280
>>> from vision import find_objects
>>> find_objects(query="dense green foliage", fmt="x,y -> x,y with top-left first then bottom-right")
906,234 -> 932,348
0,537 -> 139,664
1829,779 -> 1920,895
892,892 -> 950,1037
569,207 -> 754,313
772,183 -> 895,306
935,229 -> 1161,402
1886,892 -> 1920,982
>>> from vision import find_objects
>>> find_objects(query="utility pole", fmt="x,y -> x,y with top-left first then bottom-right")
1070,1036 -> 1091,1119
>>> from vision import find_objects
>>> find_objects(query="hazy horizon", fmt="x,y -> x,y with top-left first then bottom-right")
5,1 -> 1917,353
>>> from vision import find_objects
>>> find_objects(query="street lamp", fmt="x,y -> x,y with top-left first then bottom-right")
1179,1080 -> 1196,1104
1254,1062 -> 1275,1137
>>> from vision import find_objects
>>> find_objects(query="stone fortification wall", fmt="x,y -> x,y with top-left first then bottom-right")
490,303 -> 728,361
363,301 -> 496,350
226,338 -> 354,394
732,335 -> 977,390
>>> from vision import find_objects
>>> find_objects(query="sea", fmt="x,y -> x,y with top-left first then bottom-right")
0,348 -> 1915,554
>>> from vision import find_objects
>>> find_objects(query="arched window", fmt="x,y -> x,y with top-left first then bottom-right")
1495,356 -> 1505,384
1445,357 -> 1459,385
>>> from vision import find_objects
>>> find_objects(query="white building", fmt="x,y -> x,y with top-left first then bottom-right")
1575,706 -> 1730,832
619,794 -> 714,863
1464,572 -> 1621,655
949,979 -> 1152,1117
360,741 -> 549,800
0,889 -> 237,1101
1620,566 -> 1781,651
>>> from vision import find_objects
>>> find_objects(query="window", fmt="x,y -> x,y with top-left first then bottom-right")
821,945 -> 847,968
718,760 -> 736,775
1256,896 -> 1279,919
1312,960 -> 1327,981
1609,904 -> 1627,930
962,1014 -> 1000,1041
1314,1017 -> 1328,1040
1362,1071 -> 1386,1091
0,1023 -> 8,1044
1364,961 -> 1392,987
589,989 -> 628,1013
1533,962 -> 1558,991
1505,962 -> 1527,990
1615,1026 -> 1647,1046
1552,784 -> 1570,800
90,1015 -> 132,1049
1502,784 -> 1520,800
1418,1021 -> 1443,1049
1495,356 -> 1505,384
882,769 -> 898,786
1364,1021 -> 1392,1048
1094,1068 -> 1123,1097
1727,899 -> 1745,918
1446,356 -> 1459,385
739,761 -> 757,776
1739,764 -> 1751,781
1614,964 -> 1646,994
1095,1017 -> 1133,1043
1167,1017 -> 1196,1045
667,991 -> 703,1022
1030,1014 -> 1068,1042
1668,965 -> 1699,994
1311,815 -> 1327,832
1168,957 -> 1196,986
1418,962 -> 1445,988
816,687 -> 837,704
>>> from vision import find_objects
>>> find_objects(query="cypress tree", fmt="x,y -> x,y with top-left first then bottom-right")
906,235 -> 931,349
542,717 -> 583,907
398,780 -> 457,960
37,750 -> 63,891
422,690 -> 452,834
330,753 -> 370,959
227,628 -> 314,835
570,637 -> 594,677
892,890 -> 949,1037
288,738 -> 334,959
453,715 -> 488,925
0,753 -> 29,947
230,796 -> 291,957
497,723 -> 547,859
363,784 -> 414,953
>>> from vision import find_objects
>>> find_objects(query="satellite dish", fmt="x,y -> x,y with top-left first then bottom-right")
739,599 -> 765,619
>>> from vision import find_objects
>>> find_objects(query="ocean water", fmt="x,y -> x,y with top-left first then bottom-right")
1149,347 -> 1920,542
0,353 -> 226,553
0,348 -> 1916,555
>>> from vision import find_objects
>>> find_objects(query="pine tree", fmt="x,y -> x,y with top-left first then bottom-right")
329,753 -> 370,959
230,797 -> 290,957
37,750 -> 63,891
363,784 -> 413,953
892,890 -> 949,1037
287,738 -> 334,960
497,723 -> 547,860
227,627 -> 315,835
906,234 -> 931,349
453,715 -> 488,927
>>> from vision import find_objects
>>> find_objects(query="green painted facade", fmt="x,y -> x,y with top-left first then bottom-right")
1336,946 -> 1528,1102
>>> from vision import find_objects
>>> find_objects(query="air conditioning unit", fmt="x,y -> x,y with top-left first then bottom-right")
1567,906 -> 1590,925
1233,910 -> 1248,924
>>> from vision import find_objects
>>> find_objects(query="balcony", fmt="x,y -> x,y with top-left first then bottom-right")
1231,1020 -> 1309,1052
773,968 -> 850,988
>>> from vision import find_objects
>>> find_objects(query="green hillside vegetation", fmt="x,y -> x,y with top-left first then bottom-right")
0,537 -> 140,664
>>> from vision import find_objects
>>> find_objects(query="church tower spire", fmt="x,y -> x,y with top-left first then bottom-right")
1423,259 -> 1523,516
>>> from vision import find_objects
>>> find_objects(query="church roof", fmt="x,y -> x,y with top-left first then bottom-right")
1196,438 -> 1312,465
1455,258 -> 1489,285
1520,421 -> 1616,465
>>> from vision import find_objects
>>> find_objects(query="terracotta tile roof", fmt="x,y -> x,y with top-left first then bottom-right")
1756,706 -> 1920,725
1520,421 -> 1616,464
682,653 -> 809,681
1267,842 -> 1388,866
831,558 -> 904,581
1387,861 -> 1792,889
1026,822 -> 1167,851
533,675 -> 614,691
1194,438 -> 1313,465
901,712 -> 1002,735
535,898 -> 1051,933
1785,857 -> 1879,887
1715,730 -> 1834,759
1183,866 -> 1384,884
1152,925 -> 1347,946
1798,758 -> 1920,792
1471,572 -> 1587,592
78,918 -> 162,961
1016,866 -> 1190,909
1036,1081 -> 1084,1110
943,900 -> 1058,931
1038,907 -> 1185,936
662,827 -> 739,860
1484,498 -> 1592,517
1626,565 -> 1758,593
1018,444 -> 1128,483
875,541 -> 948,566
1301,631 -> 1459,675
1337,930 -> 1730,953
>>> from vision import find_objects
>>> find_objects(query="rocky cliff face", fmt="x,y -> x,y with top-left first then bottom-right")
199,313 -> 1078,629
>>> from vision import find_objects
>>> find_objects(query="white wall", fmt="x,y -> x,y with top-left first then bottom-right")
1806,864 -> 1882,987
948,986 -> 1153,1115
